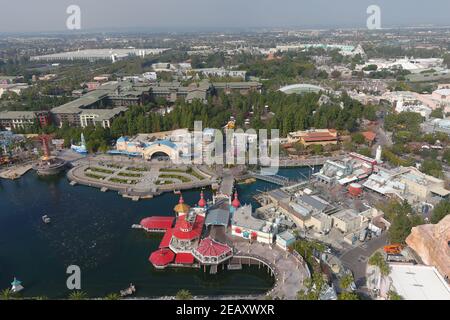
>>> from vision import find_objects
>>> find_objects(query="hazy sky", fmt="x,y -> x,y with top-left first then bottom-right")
1,0 -> 450,33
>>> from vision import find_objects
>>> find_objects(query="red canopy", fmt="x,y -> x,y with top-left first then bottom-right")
149,248 -> 175,267
140,216 -> 174,231
175,253 -> 195,264
159,229 -> 174,249
195,237 -> 232,258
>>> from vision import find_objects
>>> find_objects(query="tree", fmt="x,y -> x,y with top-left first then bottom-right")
420,159 -> 443,178
351,133 -> 366,145
104,293 -> 121,300
369,252 -> 391,276
339,274 -> 355,291
444,53 -> 450,69
443,149 -> 450,164
297,273 -> 327,300
0,288 -> 14,300
176,289 -> 193,300
68,290 -> 88,300
430,200 -> 450,224
338,292 -> 359,300
363,64 -> 378,72
430,108 -> 444,119
388,290 -> 403,300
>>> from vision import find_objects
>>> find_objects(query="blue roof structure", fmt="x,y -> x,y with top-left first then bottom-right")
117,136 -> 129,143
107,150 -> 142,157
11,278 -> 22,286
205,208 -> 230,227
149,139 -> 177,150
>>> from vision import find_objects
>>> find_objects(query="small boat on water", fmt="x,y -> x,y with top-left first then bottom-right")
120,283 -> 136,297
174,190 -> 181,195
42,215 -> 51,224
11,277 -> 24,293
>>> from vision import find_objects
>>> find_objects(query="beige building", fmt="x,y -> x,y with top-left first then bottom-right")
332,209 -> 370,234
287,129 -> 338,146
399,167 -> 449,202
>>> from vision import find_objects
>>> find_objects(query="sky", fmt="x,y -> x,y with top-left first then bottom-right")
1,0 -> 450,33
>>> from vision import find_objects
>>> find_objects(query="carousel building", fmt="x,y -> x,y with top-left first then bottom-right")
193,237 -> 233,265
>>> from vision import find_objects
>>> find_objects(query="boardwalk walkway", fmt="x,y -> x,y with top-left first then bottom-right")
233,239 -> 309,300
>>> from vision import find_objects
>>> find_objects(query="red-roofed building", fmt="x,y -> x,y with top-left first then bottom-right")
175,253 -> 195,265
288,129 -> 338,146
172,214 -> 205,241
140,216 -> 174,232
149,248 -> 175,269
193,237 -> 233,265
362,131 -> 376,146
168,212 -> 205,254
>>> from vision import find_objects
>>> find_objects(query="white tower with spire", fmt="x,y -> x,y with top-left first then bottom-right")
376,145 -> 382,163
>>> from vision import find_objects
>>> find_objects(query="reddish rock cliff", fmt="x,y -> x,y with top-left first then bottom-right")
406,215 -> 450,278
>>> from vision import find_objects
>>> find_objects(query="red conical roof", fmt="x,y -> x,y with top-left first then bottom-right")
198,191 -> 206,208
232,191 -> 241,208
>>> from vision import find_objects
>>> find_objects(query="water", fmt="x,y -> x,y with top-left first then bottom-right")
0,166 -> 316,298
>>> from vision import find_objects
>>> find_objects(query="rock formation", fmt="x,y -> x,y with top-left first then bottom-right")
406,215 -> 450,279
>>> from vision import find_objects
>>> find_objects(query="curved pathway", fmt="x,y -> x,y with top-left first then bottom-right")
233,239 -> 309,300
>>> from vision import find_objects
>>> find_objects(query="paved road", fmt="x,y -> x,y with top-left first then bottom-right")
372,111 -> 393,154
338,233 -> 388,295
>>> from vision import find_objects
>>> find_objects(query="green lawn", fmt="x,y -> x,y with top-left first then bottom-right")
118,172 -> 143,178
158,174 -> 191,183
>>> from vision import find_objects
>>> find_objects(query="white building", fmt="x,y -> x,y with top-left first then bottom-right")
193,68 -> 247,80
383,264 -> 450,300
231,205 -> 277,244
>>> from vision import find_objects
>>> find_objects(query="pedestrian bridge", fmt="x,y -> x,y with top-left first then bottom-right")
249,172 -> 293,186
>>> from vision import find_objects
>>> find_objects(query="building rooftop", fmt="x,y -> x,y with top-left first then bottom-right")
297,194 -> 332,213
232,205 -> 266,231
0,111 -> 36,120
277,230 -> 296,243
388,264 -> 450,300
333,209 -> 360,224
205,209 -> 230,227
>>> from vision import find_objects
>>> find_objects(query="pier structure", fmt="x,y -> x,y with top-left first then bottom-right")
136,190 -> 309,299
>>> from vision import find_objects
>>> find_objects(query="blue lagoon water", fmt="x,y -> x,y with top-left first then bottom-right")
0,166 -> 315,298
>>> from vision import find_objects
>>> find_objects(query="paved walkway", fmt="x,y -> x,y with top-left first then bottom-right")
68,158 -> 216,198
0,163 -> 33,179
233,239 -> 309,300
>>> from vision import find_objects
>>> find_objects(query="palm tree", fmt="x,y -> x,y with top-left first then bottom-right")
104,293 -> 121,300
176,289 -> 193,300
68,290 -> 88,300
338,292 -> 359,300
0,288 -> 13,300
339,274 -> 355,291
